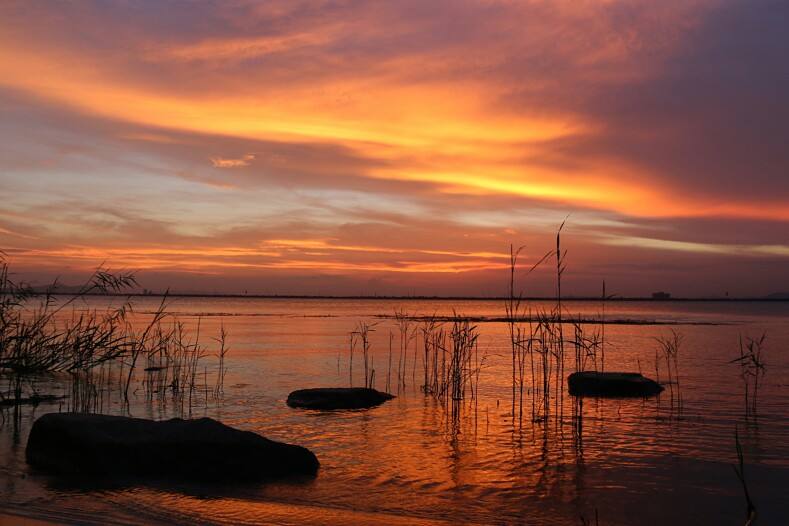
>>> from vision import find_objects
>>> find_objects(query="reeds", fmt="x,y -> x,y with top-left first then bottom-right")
448,318 -> 480,402
394,310 -> 415,392
505,221 -> 575,425
506,243 -> 553,425
386,330 -> 393,392
600,280 -> 609,373
580,509 -> 600,526
375,312 -> 482,406
529,311 -> 562,422
349,321 -> 375,388
420,315 -> 444,394
655,329 -> 683,409
506,244 -> 527,424
502,220 -> 620,436
731,333 -> 766,418
344,309 -> 482,409
120,314 -> 228,416
213,324 -> 229,397
571,319 -> 602,373
0,256 -> 230,416
0,256 -> 136,374
554,220 -> 567,418
733,427 -> 757,525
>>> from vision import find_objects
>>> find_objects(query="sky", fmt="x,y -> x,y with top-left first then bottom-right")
1,0 -> 788,297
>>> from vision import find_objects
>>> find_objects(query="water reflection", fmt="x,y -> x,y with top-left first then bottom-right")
1,298 -> 789,524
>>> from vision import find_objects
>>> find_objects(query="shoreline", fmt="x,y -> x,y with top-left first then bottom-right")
16,292 -> 789,302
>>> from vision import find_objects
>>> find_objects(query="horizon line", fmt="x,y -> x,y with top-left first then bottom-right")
33,291 -> 789,302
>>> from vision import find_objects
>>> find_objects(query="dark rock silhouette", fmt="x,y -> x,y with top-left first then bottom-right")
287,387 -> 394,409
26,413 -> 319,480
568,371 -> 664,397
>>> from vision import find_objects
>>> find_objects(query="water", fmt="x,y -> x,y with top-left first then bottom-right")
2,297 -> 789,525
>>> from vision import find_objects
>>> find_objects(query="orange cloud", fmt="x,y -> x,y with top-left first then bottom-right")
3,243 -> 508,275
2,2 -> 789,296
210,154 -> 255,168
4,35 -> 782,221
0,226 -> 39,240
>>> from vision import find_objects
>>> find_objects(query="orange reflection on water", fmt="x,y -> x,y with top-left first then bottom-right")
2,298 -> 789,524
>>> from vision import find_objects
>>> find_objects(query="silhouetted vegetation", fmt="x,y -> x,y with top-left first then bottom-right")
655,329 -> 684,409
733,427 -> 757,525
0,255 -> 136,374
731,334 -> 767,418
349,321 -> 375,389
393,309 -> 415,392
580,509 -> 600,526
0,255 -> 229,416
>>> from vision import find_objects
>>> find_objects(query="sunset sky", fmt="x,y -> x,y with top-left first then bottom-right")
1,1 -> 787,297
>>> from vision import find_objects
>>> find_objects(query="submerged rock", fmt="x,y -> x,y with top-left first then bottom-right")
287,387 -> 395,410
568,371 -> 664,398
26,413 -> 319,480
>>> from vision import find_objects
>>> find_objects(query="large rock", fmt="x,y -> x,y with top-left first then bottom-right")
26,413 -> 319,480
287,387 -> 394,410
568,371 -> 664,398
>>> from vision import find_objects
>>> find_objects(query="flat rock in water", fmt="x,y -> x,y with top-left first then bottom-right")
568,371 -> 664,398
287,387 -> 394,410
26,413 -> 319,480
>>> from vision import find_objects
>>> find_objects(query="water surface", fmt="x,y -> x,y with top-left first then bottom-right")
2,298 -> 788,525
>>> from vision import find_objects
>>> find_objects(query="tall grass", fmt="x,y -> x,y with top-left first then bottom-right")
600,281 -> 608,373
731,333 -> 766,418
340,309 -> 485,409
506,243 -> 553,425
386,330 -> 394,392
394,310 -> 415,392
0,256 -> 136,374
506,244 -> 527,424
506,221 -> 584,425
447,318 -> 481,403
420,315 -> 444,394
349,321 -> 375,388
0,256 -> 229,416
733,427 -> 757,525
213,324 -> 229,397
571,320 -> 602,374
655,329 -> 683,409
554,220 -> 567,419
413,315 -> 484,414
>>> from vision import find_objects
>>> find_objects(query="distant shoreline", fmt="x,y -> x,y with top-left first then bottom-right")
25,292 -> 789,302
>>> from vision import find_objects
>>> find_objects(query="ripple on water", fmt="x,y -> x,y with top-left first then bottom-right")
2,298 -> 789,524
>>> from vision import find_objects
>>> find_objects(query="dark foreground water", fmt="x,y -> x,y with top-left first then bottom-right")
2,298 -> 789,525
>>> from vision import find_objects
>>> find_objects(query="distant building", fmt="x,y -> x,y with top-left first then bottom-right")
651,291 -> 671,300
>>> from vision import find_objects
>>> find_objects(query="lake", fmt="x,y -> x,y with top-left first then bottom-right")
2,297 -> 788,525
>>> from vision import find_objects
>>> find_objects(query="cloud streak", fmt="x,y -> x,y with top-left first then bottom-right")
211,154 -> 255,168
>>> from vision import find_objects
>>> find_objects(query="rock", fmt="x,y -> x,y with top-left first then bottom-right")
26,413 -> 319,480
286,387 -> 395,410
568,371 -> 664,398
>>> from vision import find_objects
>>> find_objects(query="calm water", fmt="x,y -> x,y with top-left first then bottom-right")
2,297 -> 789,525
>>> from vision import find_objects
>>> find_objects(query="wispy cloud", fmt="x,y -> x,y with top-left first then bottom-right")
0,226 -> 39,240
600,234 -> 789,258
210,154 -> 255,168
149,30 -> 338,63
